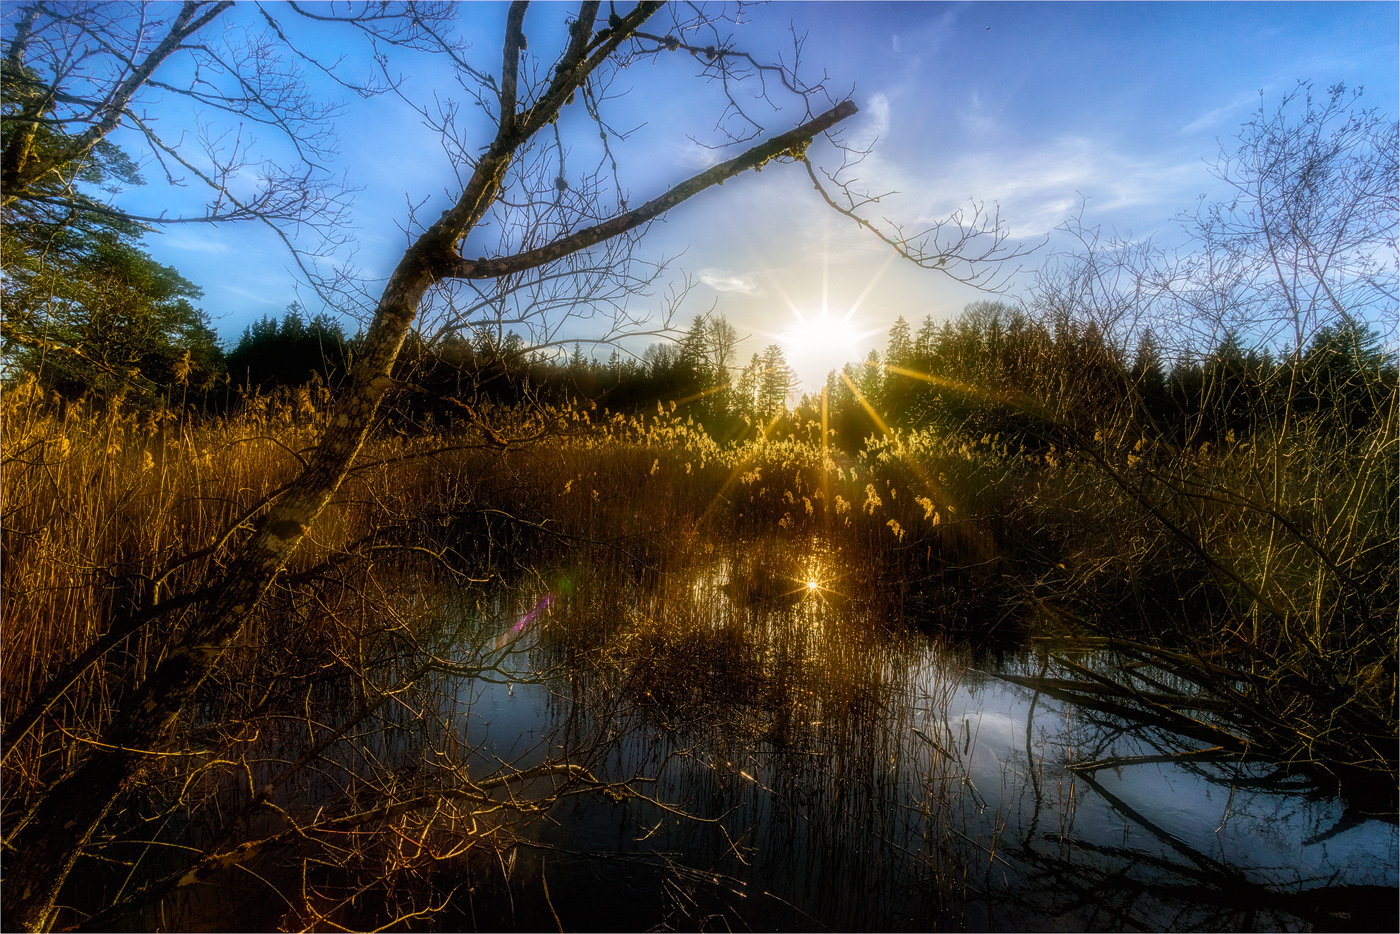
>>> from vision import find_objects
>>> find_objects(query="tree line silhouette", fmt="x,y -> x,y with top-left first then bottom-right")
818,302 -> 1394,454
9,282 -> 1391,458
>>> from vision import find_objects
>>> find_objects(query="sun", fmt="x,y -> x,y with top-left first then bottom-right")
778,310 -> 873,390
770,248 -> 897,391
780,310 -> 863,357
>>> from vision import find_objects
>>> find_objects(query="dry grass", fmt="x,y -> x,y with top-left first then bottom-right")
0,383 -> 966,929
1,372 -> 1394,928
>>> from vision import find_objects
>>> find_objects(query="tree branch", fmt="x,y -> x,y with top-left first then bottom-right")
446,100 -> 858,281
497,1 -> 527,137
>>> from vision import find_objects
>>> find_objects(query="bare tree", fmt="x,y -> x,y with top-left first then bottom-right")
1,3 -> 1028,929
1024,84 -> 1397,370
1169,81 -> 1398,355
1027,204 -> 1166,360
804,141 -> 1037,291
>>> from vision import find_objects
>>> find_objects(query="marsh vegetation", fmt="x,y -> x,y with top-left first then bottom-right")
2,332 -> 1395,928
2,1 -> 1396,930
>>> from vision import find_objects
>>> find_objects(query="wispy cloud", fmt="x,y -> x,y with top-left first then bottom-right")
1179,91 -> 1260,135
699,267 -> 764,296
220,284 -> 284,306
157,229 -> 233,255
863,92 -> 892,142
958,90 -> 997,137
891,4 -> 962,66
673,141 -> 725,171
902,135 -> 1206,238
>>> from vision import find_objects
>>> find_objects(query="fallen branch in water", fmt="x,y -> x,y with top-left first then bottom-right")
1067,746 -> 1273,773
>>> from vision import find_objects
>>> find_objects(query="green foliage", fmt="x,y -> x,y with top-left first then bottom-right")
2,71 -> 220,406
2,227 -> 221,405
1297,311 -> 1395,428
756,343 -> 799,419
381,314 -> 763,436
2,60 -> 146,239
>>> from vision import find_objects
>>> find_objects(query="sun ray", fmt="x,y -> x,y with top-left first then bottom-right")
883,363 -> 1052,416
670,382 -> 738,409
838,368 -> 892,437
821,222 -> 830,319
837,364 -> 968,521
844,250 -> 898,323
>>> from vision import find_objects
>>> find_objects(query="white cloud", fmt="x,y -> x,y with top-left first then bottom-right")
729,121 -> 1203,279
866,92 -> 892,141
1179,91 -> 1260,136
220,284 -> 284,306
158,229 -> 233,254
698,267 -> 764,296
959,90 -> 997,137
841,92 -> 891,155
906,135 -> 1205,238
673,141 -> 725,171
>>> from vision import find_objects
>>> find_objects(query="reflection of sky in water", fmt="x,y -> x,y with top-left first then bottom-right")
459,677 -> 554,772
941,673 -> 1397,893
444,550 -> 1398,930
449,589 -> 559,772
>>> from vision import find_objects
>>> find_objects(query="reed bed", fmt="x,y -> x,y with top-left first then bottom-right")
0,385 -> 963,929
1,372 -> 1394,928
869,406 -> 1397,804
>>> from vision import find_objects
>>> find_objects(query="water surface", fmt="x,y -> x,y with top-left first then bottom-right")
446,538 -> 1397,931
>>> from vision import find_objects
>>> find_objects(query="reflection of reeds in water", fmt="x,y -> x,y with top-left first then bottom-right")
929,647 -> 1399,932
515,533 -> 979,930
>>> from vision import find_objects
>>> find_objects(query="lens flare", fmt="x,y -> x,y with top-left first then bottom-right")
495,592 -> 556,651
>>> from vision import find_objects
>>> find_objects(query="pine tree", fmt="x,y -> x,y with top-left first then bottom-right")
886,316 -> 913,367
758,343 -> 798,419
915,314 -> 940,365
734,352 -> 762,421
884,316 -> 915,424
226,304 -> 353,392
857,348 -> 883,407
679,315 -> 709,385
1130,328 -> 1167,418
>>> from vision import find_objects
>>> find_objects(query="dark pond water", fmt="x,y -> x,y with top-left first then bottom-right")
441,538 -> 1397,932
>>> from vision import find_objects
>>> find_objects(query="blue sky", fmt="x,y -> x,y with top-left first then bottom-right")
121,1 -> 1399,389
